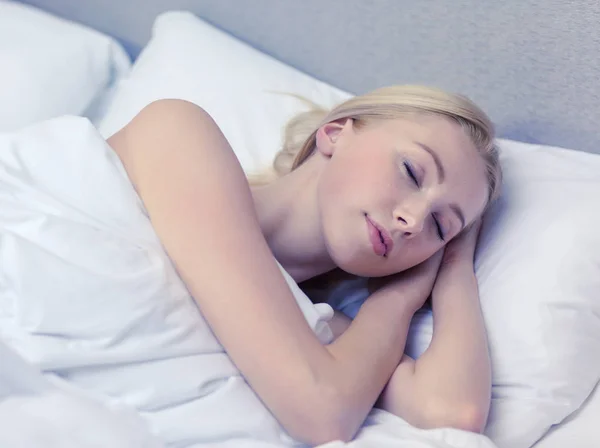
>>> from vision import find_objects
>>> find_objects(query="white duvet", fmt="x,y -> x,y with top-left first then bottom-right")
0,117 -> 497,448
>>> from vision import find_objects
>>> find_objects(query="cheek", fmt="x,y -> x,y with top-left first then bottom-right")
317,170 -> 349,218
319,151 -> 355,191
318,154 -> 375,209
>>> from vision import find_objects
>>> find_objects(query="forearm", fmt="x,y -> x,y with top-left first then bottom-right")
425,262 -> 491,418
324,297 -> 417,437
320,255 -> 442,439
378,262 -> 491,431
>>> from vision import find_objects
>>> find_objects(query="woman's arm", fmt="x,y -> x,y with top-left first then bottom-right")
108,99 -> 439,445
377,221 -> 492,432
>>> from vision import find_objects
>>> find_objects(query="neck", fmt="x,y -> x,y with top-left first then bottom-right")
251,156 -> 336,282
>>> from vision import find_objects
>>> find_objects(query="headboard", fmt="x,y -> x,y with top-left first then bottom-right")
18,0 -> 600,154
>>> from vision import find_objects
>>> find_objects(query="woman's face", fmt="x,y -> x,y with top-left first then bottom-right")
315,114 -> 489,277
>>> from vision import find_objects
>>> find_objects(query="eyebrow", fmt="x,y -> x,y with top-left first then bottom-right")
414,141 -> 466,230
414,141 -> 445,183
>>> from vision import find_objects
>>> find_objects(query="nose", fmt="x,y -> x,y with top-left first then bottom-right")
393,203 -> 427,237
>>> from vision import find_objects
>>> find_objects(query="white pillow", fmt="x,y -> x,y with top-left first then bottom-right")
0,1 -> 131,131
329,139 -> 600,448
97,11 -> 352,174
533,381 -> 600,448
476,140 -> 600,448
98,10 -> 600,448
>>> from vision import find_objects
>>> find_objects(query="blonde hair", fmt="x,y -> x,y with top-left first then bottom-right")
256,85 -> 502,207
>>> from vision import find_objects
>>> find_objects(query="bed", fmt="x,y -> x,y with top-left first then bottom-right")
2,1 -> 599,447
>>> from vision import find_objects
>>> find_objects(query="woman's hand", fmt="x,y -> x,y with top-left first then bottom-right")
438,218 -> 482,269
368,249 -> 444,313
432,218 -> 482,300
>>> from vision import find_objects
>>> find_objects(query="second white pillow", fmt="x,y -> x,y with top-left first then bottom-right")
98,11 -> 351,174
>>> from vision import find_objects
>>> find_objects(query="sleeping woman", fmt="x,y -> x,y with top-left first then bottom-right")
107,84 -> 501,445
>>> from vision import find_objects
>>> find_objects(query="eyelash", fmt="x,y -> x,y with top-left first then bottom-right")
433,213 -> 445,241
403,161 -> 419,187
403,161 -> 445,241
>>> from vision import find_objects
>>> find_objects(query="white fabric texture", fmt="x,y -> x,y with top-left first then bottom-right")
532,381 -> 600,448
0,1 -> 131,132
0,116 -> 499,447
0,340 -> 162,448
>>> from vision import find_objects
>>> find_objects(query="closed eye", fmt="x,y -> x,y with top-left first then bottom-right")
433,214 -> 445,241
404,160 -> 444,241
403,161 -> 419,187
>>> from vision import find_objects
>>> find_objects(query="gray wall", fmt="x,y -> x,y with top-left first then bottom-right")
19,0 -> 600,154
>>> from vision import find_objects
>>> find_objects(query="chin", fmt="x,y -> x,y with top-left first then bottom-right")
333,256 -> 394,278
328,251 -> 367,277
336,251 -> 422,278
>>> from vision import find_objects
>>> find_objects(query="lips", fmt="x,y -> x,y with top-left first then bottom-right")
365,215 -> 394,257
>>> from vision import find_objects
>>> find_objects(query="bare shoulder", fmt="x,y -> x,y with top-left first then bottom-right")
107,99 -> 224,161
110,99 -> 214,135
107,99 -> 240,191
108,99 -> 216,146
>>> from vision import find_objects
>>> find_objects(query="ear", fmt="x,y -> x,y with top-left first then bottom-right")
315,118 -> 354,157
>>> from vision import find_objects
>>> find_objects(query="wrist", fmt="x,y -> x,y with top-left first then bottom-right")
434,260 -> 476,291
364,289 -> 421,316
440,256 -> 475,272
